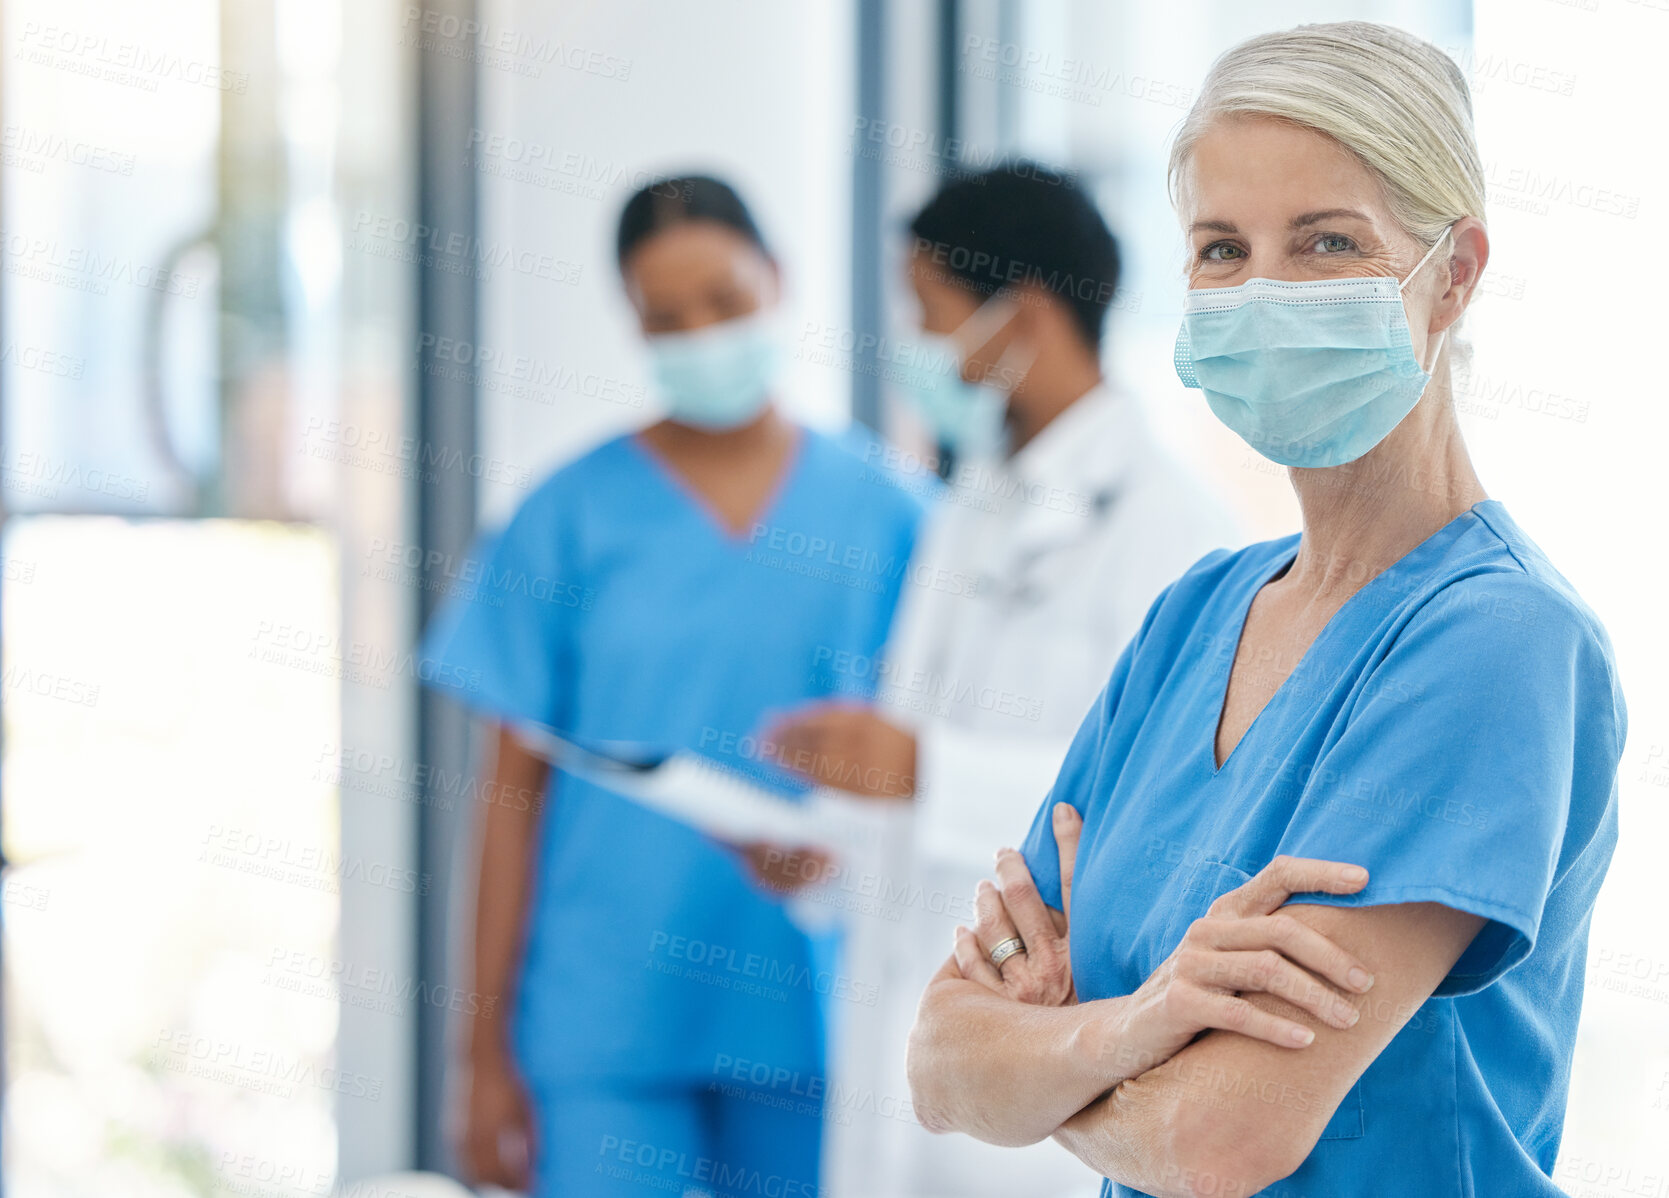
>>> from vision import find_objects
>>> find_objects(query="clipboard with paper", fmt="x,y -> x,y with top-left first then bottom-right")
509,722 -> 882,859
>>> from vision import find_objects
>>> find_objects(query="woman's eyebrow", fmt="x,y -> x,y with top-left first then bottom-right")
1291,208 -> 1372,229
1188,209 -> 1372,235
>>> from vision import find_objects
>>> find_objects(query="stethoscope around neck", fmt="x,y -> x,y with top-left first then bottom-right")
972,482 -> 1123,611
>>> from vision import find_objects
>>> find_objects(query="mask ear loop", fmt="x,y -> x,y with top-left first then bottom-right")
1419,327 -> 1450,375
1399,224 -> 1456,374
949,290 -> 1037,396
1397,223 -> 1455,294
949,289 -> 1019,352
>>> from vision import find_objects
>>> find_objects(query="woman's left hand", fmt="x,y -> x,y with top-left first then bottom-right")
953,802 -> 1082,1006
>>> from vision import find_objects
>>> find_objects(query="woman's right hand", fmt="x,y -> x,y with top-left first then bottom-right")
459,1046 -> 536,1190
1111,856 -> 1378,1075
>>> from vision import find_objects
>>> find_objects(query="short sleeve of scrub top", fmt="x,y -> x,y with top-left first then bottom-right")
417,480 -> 582,730
1262,569 -> 1624,996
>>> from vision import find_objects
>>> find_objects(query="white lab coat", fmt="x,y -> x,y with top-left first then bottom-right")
823,384 -> 1241,1198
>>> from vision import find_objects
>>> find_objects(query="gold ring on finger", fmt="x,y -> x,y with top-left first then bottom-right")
989,936 -> 1027,969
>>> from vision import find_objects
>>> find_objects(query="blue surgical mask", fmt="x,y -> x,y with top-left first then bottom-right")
1174,226 -> 1454,467
898,294 -> 1034,460
646,311 -> 782,430
898,330 -> 1008,460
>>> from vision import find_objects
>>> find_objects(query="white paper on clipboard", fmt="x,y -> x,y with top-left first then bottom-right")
509,723 -> 883,860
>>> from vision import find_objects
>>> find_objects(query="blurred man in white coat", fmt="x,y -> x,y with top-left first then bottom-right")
768,162 -> 1240,1198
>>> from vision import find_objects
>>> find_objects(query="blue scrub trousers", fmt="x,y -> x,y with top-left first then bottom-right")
531,1079 -> 825,1198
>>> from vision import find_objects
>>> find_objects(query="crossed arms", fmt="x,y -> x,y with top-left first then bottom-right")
905,804 -> 1485,1197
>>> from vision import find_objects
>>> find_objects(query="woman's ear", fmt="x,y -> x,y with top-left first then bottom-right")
1435,217 -> 1489,335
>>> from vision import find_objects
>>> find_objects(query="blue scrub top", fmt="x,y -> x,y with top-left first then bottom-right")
1020,499 -> 1625,1198
421,424 -> 928,1090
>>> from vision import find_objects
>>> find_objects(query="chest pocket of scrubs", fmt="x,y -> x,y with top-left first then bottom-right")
1164,860 -> 1366,1142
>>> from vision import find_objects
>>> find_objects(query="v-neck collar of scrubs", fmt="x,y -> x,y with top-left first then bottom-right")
625,420 -> 807,544
1209,498 -> 1497,777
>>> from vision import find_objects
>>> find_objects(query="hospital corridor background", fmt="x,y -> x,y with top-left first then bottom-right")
1,0 -> 1667,1195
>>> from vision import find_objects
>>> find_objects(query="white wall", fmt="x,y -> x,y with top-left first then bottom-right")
1468,2 -> 1669,1188
473,0 -> 855,527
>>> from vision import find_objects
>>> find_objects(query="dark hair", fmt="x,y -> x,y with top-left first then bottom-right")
616,174 -> 771,270
908,161 -> 1121,350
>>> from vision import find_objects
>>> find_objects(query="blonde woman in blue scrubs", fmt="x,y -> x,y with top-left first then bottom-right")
907,23 -> 1624,1198
423,176 -> 925,1196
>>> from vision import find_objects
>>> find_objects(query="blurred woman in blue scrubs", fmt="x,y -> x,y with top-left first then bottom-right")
908,23 -> 1625,1198
421,175 -> 926,1196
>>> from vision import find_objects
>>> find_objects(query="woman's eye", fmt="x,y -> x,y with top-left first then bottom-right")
1312,233 -> 1356,254
1200,242 -> 1245,262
